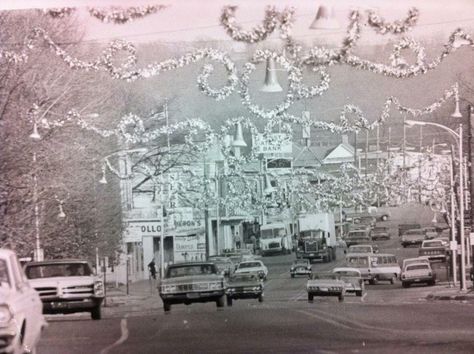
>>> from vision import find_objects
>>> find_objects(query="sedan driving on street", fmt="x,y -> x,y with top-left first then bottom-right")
307,272 -> 346,302
332,267 -> 364,297
225,273 -> 264,306
290,259 -> 312,278
235,260 -> 268,281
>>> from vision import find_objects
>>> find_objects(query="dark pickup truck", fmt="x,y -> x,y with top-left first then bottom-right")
398,223 -> 421,237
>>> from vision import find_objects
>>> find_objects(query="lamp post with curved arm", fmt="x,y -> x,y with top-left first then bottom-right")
405,120 -> 467,291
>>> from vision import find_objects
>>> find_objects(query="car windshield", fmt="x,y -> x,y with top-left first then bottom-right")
25,263 -> 92,279
229,274 -> 258,282
311,273 -> 338,280
423,241 -> 442,247
406,264 -> 430,271
346,256 -> 369,266
0,259 -> 11,287
350,246 -> 372,253
166,264 -> 216,278
405,230 -> 424,235
334,270 -> 360,277
239,262 -> 261,269
261,228 -> 285,239
293,260 -> 308,265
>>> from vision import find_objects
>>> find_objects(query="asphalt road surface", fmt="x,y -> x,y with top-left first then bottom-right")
38,250 -> 473,354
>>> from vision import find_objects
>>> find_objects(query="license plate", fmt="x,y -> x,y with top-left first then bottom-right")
414,279 -> 421,282
186,292 -> 200,299
319,287 -> 328,292
310,254 -> 314,257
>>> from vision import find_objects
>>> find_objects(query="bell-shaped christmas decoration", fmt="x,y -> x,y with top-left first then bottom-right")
309,6 -> 340,30
29,122 -> 41,140
264,174 -> 276,195
231,122 -> 247,148
58,202 -> 66,218
260,57 -> 283,93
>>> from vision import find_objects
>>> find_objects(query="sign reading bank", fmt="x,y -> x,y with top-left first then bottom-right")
124,220 -> 163,243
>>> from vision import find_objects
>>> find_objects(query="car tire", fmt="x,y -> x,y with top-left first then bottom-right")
308,293 -> 314,302
91,305 -> 102,320
258,294 -> 264,303
369,278 -> 377,285
428,279 -> 435,286
338,294 -> 344,302
291,273 -> 295,278
216,295 -> 225,308
390,276 -> 396,285
163,301 -> 171,312
356,290 -> 363,297
402,282 -> 410,288
226,297 -> 233,307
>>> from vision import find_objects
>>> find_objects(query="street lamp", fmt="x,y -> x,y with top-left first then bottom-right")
405,119 -> 467,291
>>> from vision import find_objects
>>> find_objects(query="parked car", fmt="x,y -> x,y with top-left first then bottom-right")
345,230 -> 371,247
370,226 -> 391,241
345,244 -> 379,254
401,262 -> 436,287
398,223 -> 421,237
307,272 -> 345,302
418,239 -> 447,262
401,229 -> 425,247
24,259 -> 105,320
159,262 -> 226,312
402,257 -> 430,272
332,267 -> 364,297
208,256 -> 234,276
290,259 -> 312,278
235,260 -> 268,280
225,273 -> 264,306
0,249 -> 46,354
422,226 -> 439,240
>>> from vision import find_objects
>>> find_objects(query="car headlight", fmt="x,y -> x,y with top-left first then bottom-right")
209,281 -> 223,290
226,287 -> 235,293
94,281 -> 104,296
252,286 -> 261,291
161,285 -> 177,293
0,305 -> 12,325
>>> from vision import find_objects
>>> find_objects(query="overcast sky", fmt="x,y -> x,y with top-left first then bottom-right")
2,0 -> 474,44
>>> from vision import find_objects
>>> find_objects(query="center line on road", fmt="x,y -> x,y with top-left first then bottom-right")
100,316 -> 129,354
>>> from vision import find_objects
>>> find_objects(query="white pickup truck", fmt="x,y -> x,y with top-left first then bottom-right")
24,259 -> 105,320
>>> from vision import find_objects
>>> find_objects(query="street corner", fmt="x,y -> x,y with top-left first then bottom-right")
426,285 -> 474,302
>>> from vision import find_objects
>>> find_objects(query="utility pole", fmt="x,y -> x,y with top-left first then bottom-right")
468,105 -> 474,267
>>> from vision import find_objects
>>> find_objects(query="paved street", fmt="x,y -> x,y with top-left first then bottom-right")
37,246 -> 474,354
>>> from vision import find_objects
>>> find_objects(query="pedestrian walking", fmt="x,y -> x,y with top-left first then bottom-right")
148,259 -> 157,280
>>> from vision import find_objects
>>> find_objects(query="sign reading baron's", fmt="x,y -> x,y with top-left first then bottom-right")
124,221 -> 163,243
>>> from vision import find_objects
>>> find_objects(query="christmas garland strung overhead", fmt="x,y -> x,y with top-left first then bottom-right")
367,7 -> 419,34
220,5 -> 295,43
88,5 -> 168,24
41,7 -> 76,18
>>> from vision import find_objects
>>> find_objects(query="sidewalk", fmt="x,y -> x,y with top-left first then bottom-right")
103,279 -> 161,316
426,281 -> 474,301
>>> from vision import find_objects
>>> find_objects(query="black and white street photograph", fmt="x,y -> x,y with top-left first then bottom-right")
1,0 -> 474,353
